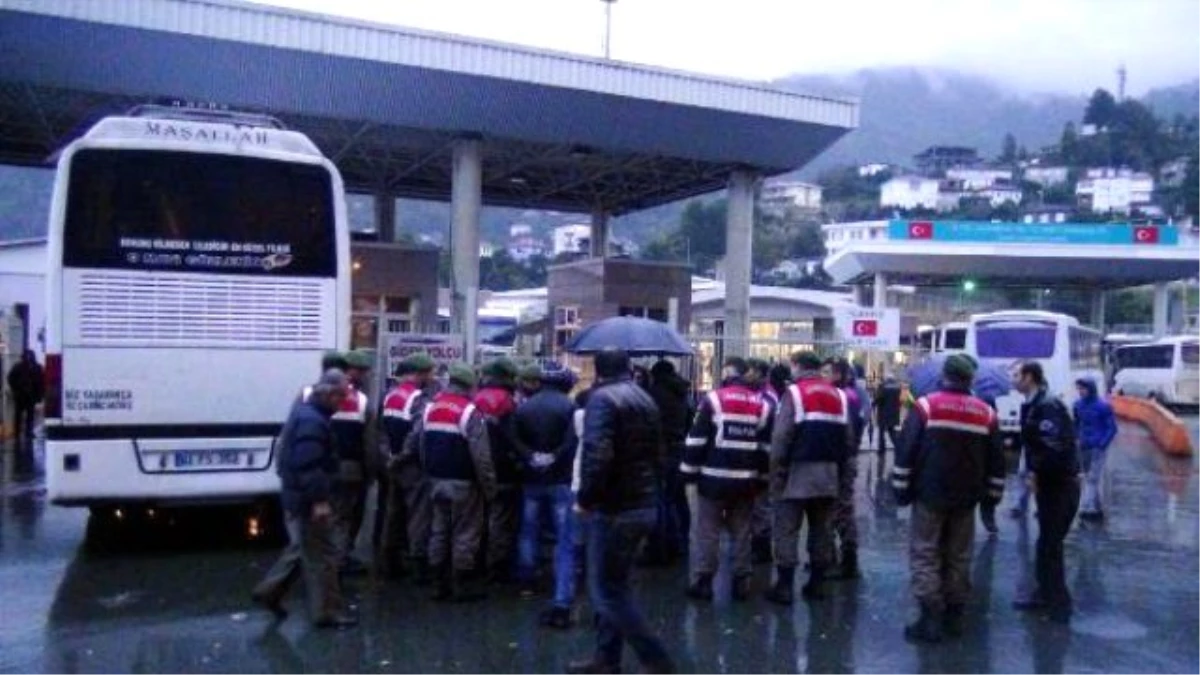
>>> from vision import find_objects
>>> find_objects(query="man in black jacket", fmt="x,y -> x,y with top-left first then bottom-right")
515,362 -> 579,628
873,374 -> 903,454
641,359 -> 692,567
892,354 -> 1004,642
6,350 -> 43,445
1012,361 -> 1081,623
253,369 -> 357,629
567,348 -> 675,675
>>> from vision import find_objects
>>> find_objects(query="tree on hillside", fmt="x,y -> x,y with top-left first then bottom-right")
1059,122 -> 1079,164
1184,155 -> 1199,220
1000,133 -> 1018,165
1084,88 -> 1119,128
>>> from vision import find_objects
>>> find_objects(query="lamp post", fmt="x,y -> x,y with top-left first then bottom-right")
601,0 -> 617,59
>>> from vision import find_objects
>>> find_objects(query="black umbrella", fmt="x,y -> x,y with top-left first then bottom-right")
565,316 -> 693,356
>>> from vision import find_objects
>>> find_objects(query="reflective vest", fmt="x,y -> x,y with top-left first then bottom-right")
421,391 -> 477,481
682,383 -> 771,499
474,385 -> 521,484
382,381 -> 425,455
892,390 -> 1001,507
302,383 -> 368,463
785,378 -> 850,464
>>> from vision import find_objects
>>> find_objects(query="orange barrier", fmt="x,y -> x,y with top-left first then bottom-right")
1110,395 -> 1195,457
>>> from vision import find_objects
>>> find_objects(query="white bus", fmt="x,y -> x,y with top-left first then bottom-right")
1112,337 -> 1200,407
44,106 -> 350,521
916,322 -> 968,354
966,310 -> 1104,437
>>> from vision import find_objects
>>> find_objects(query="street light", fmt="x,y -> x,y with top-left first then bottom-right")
600,0 -> 617,59
963,279 -> 977,293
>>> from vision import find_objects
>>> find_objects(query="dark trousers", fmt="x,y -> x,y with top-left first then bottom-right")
876,423 -> 899,453
381,467 -> 433,569
589,507 -> 672,671
487,485 -> 522,571
429,480 -> 485,572
646,465 -> 689,561
12,401 -> 35,442
332,476 -> 367,565
1035,478 -> 1080,611
254,510 -> 345,622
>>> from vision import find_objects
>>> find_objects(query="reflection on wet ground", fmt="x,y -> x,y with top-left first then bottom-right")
0,420 -> 1196,673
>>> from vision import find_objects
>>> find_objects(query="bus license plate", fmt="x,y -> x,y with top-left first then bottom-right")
173,449 -> 245,469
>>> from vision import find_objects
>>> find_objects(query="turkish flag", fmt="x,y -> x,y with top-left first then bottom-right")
852,319 -> 879,337
1133,226 -> 1159,244
908,221 -> 934,239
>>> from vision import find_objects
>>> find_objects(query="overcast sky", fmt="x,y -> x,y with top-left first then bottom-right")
248,0 -> 1198,96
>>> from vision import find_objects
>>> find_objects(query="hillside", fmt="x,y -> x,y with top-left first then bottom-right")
1,70 -> 1196,246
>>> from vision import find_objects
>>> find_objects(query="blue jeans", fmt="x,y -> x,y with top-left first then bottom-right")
517,484 -> 577,608
588,507 -> 672,670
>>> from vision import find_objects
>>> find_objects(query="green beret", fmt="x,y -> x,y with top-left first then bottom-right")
481,357 -> 519,382
344,349 -> 374,370
321,350 -> 348,370
944,353 -> 977,381
447,363 -> 478,389
404,351 -> 436,373
519,364 -> 544,381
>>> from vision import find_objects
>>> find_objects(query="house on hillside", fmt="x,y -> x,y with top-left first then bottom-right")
880,176 -> 939,210
1023,165 -> 1071,188
1076,168 -> 1154,214
945,167 -> 1013,190
760,180 -> 823,214
914,146 -> 981,176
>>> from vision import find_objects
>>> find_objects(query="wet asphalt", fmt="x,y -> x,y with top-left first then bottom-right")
0,419 -> 1196,674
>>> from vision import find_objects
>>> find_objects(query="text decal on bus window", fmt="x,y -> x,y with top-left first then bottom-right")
65,389 -> 133,412
119,238 -> 294,273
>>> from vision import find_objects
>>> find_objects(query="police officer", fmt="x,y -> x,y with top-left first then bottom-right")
378,352 -> 436,582
893,354 -> 1005,643
1012,361 -> 1081,624
474,358 -> 524,583
330,349 -> 375,576
406,363 -> 497,601
681,357 -> 772,602
767,352 -> 855,604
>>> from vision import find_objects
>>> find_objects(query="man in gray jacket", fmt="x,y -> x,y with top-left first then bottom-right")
767,352 -> 855,605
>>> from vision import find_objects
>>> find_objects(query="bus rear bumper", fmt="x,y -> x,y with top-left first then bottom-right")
46,439 -> 281,507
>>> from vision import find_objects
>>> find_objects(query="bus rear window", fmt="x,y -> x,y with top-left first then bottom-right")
63,149 -> 335,277
975,321 -> 1056,359
1117,345 -> 1174,370
942,329 -> 967,350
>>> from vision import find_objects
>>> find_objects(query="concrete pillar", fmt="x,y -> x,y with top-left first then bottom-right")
590,209 -> 610,258
1152,282 -> 1170,338
451,138 -> 482,363
723,170 -> 756,358
375,191 -> 396,242
853,285 -> 870,307
873,272 -> 888,309
1091,291 -> 1107,332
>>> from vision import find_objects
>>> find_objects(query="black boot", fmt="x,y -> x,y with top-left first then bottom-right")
732,574 -> 752,602
411,556 -> 432,586
837,548 -> 861,580
766,566 -> 795,606
801,566 -> 827,601
686,573 -> 714,601
751,536 -> 773,565
943,603 -> 965,638
431,564 -> 452,601
904,604 -> 944,643
453,569 -> 488,602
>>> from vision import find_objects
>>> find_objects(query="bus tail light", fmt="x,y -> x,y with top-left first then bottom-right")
44,353 -> 62,420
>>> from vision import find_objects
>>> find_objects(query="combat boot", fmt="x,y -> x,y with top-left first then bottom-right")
765,566 -> 795,606
904,603 -> 944,643
431,564 -> 453,602
411,556 -> 432,586
686,573 -> 714,601
453,569 -> 488,603
732,574 -> 753,602
943,603 -> 965,638
838,548 -> 861,580
751,536 -> 773,565
801,566 -> 827,600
